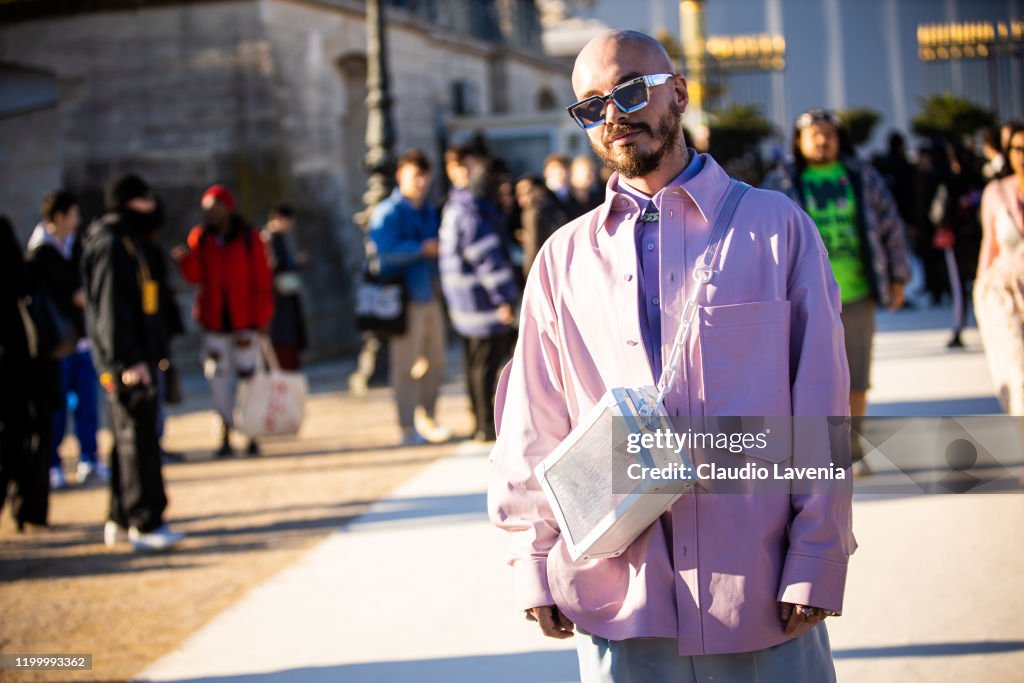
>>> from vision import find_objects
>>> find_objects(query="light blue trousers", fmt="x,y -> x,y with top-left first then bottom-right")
575,622 -> 837,683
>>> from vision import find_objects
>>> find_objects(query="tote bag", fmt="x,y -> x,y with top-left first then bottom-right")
235,337 -> 308,437
354,261 -> 407,337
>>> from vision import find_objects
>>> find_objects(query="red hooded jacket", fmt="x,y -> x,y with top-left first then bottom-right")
178,220 -> 274,332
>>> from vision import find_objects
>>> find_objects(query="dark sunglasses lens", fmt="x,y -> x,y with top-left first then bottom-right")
572,97 -> 607,126
613,80 -> 648,111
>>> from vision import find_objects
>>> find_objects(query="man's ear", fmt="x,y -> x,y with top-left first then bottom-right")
673,75 -> 690,113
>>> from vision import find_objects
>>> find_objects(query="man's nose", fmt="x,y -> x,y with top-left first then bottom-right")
604,97 -> 628,125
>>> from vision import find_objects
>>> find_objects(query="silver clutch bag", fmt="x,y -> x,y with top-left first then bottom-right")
534,386 -> 695,562
531,180 -> 750,564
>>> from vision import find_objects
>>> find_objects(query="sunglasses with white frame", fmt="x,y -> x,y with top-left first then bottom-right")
567,73 -> 674,130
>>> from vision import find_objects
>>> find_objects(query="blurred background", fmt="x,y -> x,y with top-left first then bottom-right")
3,0 -> 1021,363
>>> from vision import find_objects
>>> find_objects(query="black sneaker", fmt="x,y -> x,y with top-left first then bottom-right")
947,333 -> 965,349
246,439 -> 260,457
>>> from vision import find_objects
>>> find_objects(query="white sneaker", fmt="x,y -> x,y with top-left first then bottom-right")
49,467 -> 67,491
414,414 -> 452,444
129,525 -> 184,552
103,520 -> 128,548
77,462 -> 95,484
78,461 -> 110,484
348,373 -> 369,397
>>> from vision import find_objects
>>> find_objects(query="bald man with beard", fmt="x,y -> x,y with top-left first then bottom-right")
488,30 -> 855,681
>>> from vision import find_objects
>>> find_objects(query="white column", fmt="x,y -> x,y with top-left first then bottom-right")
1010,0 -> 1022,118
883,0 -> 908,133
945,0 -> 963,95
766,0 -> 788,131
823,0 -> 846,110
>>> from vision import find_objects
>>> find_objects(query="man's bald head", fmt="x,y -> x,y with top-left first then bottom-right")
572,30 -> 675,96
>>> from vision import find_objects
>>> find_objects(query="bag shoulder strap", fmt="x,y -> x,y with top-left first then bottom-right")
701,179 -> 751,278
646,178 -> 750,415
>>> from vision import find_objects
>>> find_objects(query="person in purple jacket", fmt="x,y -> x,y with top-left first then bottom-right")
439,143 -> 520,443
488,30 -> 856,682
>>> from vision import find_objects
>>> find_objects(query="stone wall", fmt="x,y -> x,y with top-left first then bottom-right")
0,0 -> 572,363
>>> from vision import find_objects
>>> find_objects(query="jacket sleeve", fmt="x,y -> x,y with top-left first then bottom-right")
177,227 -> 204,284
461,205 -> 519,307
777,208 -> 857,615
250,231 -> 275,330
864,164 -> 912,284
487,246 -> 571,611
369,204 -> 426,270
84,236 -> 147,375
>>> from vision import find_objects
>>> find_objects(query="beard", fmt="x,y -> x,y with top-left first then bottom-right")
592,101 -> 683,179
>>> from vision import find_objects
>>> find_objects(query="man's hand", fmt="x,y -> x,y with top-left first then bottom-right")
497,303 -> 515,326
525,605 -> 575,639
72,289 -> 86,309
779,602 -> 832,634
121,363 -> 152,387
887,282 -> 906,312
170,245 -> 189,263
420,238 -> 439,258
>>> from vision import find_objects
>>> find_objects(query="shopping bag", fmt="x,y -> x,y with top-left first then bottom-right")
235,337 -> 308,437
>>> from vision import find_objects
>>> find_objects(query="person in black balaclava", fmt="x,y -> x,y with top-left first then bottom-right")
80,174 -> 184,551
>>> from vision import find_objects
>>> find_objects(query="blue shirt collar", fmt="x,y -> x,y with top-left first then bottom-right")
615,149 -> 703,204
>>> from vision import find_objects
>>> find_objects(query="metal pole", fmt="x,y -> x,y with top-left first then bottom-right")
358,0 -> 397,226
679,0 -> 708,149
988,52 -> 1001,120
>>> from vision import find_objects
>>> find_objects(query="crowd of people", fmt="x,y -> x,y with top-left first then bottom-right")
0,177 -> 308,550
356,144 -> 610,445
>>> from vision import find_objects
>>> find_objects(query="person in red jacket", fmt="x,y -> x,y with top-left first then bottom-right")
174,185 -> 273,457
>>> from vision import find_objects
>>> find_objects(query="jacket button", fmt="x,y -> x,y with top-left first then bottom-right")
627,340 -> 638,346
624,274 -> 633,281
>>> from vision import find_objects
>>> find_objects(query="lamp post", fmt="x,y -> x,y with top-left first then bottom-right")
350,0 -> 397,395
358,0 -> 397,225
679,0 -> 708,148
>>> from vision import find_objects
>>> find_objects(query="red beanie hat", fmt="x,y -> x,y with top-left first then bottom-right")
202,184 -> 236,213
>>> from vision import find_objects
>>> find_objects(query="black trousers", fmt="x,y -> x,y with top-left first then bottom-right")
0,359 -> 57,528
0,404 -> 52,527
462,331 -> 515,440
107,386 -> 167,533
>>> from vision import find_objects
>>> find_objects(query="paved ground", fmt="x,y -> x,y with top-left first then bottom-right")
132,306 -> 1024,683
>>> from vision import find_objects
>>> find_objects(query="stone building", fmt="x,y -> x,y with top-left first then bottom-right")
0,0 -> 571,357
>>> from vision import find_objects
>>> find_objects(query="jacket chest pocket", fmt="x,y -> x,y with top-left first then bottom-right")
699,301 -> 791,423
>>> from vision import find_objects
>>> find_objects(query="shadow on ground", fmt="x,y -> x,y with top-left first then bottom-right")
138,649 -> 579,683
